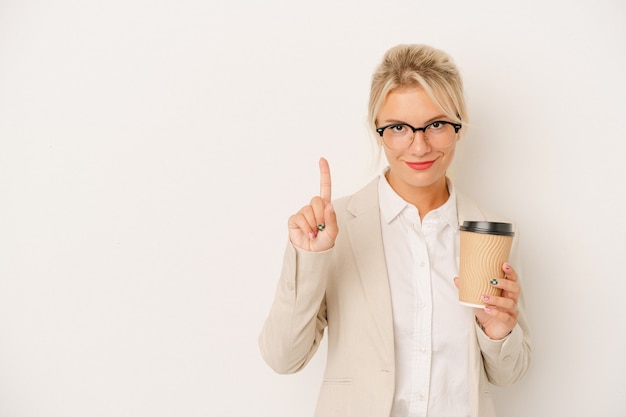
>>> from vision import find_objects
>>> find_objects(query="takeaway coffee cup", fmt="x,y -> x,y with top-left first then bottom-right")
459,221 -> 515,308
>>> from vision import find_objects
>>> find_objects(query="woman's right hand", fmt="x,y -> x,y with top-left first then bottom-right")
288,157 -> 338,252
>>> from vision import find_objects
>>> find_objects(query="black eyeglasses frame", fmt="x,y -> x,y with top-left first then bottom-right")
375,120 -> 462,137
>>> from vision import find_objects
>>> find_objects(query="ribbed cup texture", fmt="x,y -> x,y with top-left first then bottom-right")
459,231 -> 513,307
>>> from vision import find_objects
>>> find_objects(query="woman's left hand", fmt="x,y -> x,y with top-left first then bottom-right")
455,263 -> 521,340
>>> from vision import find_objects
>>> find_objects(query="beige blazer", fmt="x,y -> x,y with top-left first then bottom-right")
259,178 -> 531,417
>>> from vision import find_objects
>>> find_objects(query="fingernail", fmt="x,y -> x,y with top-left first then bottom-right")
484,306 -> 493,313
490,279 -> 499,285
329,203 -> 334,213
309,232 -> 316,240
481,295 -> 490,302
504,263 -> 511,270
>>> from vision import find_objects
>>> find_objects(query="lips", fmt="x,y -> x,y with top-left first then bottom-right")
405,160 -> 435,170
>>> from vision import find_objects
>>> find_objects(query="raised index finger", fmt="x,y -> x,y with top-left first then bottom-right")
319,157 -> 332,203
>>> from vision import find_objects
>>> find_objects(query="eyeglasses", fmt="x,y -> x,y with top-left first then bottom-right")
376,120 -> 462,150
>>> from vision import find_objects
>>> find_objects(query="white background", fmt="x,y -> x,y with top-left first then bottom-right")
1,0 -> 625,416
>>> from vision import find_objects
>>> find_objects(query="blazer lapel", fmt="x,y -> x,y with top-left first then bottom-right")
345,179 -> 395,362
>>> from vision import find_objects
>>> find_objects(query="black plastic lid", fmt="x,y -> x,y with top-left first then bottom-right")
459,221 -> 515,236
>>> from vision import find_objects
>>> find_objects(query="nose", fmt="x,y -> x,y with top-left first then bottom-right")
408,131 -> 431,155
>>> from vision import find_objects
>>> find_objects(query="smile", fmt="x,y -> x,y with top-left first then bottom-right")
405,160 -> 435,170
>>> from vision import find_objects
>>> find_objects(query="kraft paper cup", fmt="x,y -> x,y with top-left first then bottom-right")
459,221 -> 514,308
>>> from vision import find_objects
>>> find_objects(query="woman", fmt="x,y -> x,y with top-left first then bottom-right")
259,44 -> 531,417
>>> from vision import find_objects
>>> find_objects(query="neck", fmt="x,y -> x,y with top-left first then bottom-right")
386,173 -> 450,220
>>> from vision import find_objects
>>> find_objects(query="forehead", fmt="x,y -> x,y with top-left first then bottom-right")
378,86 -> 443,123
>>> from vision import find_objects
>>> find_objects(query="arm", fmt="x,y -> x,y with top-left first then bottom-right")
476,288 -> 532,386
259,158 -> 338,374
258,244 -> 331,374
475,234 -> 532,386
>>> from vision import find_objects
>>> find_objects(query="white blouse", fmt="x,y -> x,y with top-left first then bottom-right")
379,174 -> 472,417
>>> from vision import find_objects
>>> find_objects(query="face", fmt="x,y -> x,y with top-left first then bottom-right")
376,85 -> 460,199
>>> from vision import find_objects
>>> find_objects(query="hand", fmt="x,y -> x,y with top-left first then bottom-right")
287,158 -> 338,252
454,263 -> 521,340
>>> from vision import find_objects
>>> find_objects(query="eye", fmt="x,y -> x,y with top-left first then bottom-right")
428,121 -> 444,130
388,124 -> 410,134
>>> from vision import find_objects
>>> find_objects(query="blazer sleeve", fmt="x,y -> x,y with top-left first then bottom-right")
476,228 -> 532,386
258,242 -> 331,374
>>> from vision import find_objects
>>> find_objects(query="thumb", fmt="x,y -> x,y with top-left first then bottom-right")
311,203 -> 338,251
453,277 -> 460,289
323,203 -> 338,237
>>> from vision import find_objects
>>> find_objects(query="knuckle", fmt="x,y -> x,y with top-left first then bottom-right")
502,280 -> 519,292
505,298 -> 516,310
505,274 -> 517,283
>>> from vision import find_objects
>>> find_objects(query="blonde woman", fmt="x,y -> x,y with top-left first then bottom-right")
259,44 -> 531,417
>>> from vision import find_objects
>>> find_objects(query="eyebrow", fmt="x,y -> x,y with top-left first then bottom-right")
380,114 -> 450,126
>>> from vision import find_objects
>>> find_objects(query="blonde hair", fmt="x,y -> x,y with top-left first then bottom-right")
368,44 -> 467,143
